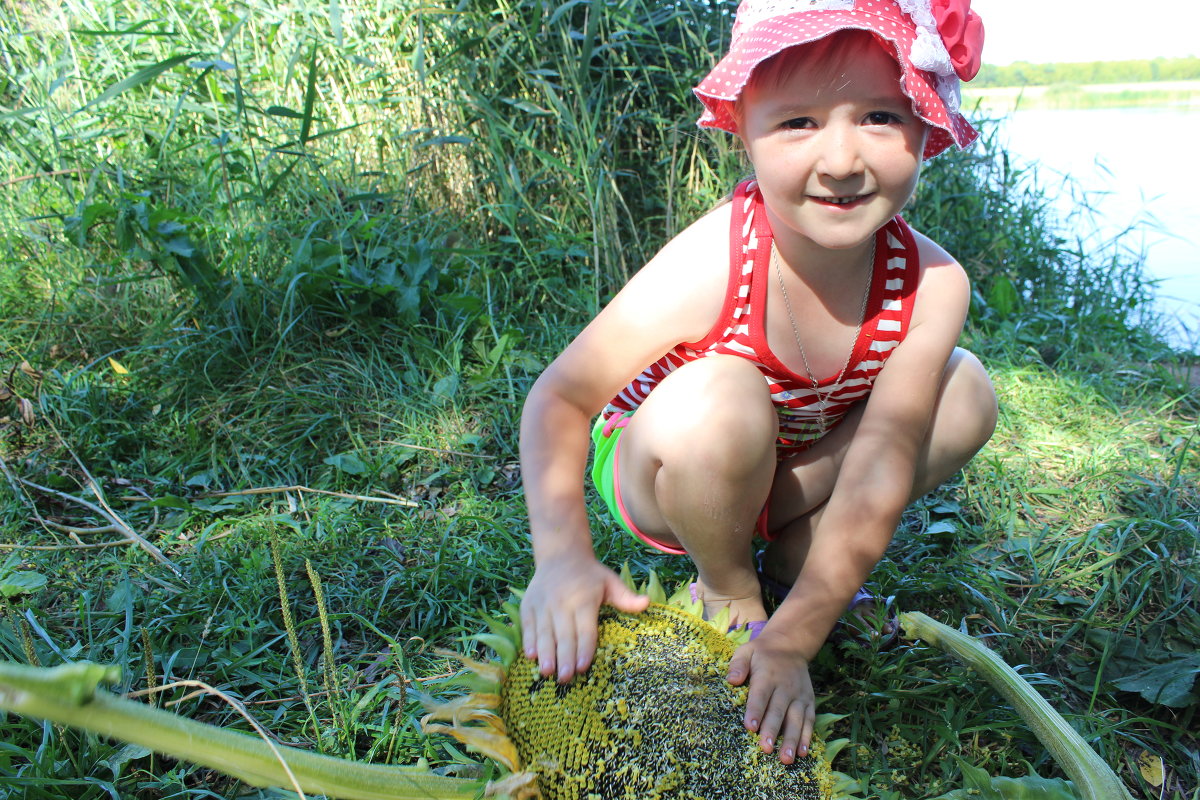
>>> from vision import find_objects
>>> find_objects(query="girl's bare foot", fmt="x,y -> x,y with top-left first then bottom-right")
692,580 -> 768,628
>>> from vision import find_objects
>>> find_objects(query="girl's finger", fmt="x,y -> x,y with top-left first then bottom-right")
741,666 -> 769,734
757,690 -> 788,754
535,610 -> 558,677
573,606 -> 598,674
778,700 -> 809,764
727,644 -> 753,687
554,612 -> 578,683
520,604 -> 538,661
798,702 -> 815,759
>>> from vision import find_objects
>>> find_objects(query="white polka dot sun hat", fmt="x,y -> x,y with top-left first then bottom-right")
694,0 -> 986,159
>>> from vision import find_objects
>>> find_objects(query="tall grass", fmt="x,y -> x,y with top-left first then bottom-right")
1,1 -> 1197,798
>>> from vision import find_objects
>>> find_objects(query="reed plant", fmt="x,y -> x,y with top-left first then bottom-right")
1,1 -> 1196,798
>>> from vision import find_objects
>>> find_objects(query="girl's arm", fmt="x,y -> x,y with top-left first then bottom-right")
772,232 -> 970,654
730,232 -> 974,755
518,205 -> 732,682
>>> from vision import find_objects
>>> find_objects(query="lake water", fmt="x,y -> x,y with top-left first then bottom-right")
997,106 -> 1200,352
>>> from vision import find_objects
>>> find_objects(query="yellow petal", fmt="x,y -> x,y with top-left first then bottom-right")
108,357 -> 130,375
484,771 -> 541,799
422,722 -> 521,772
421,692 -> 503,725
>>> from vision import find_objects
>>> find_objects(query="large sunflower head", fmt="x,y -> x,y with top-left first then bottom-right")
423,574 -> 859,800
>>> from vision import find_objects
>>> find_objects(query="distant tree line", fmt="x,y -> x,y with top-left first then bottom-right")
975,57 -> 1200,87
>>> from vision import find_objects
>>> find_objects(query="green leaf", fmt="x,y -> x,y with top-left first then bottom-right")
958,758 -> 1006,799
99,743 -> 153,779
266,105 -> 307,119
432,374 -> 459,403
323,453 -> 367,475
934,760 -> 1080,799
162,236 -> 196,257
0,571 -> 47,598
987,274 -> 1019,318
300,45 -> 319,144
83,53 -> 200,110
1110,658 -> 1200,708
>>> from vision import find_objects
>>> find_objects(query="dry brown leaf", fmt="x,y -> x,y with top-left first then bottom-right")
18,397 -> 35,425
18,361 -> 43,381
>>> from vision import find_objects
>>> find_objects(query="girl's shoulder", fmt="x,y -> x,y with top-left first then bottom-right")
631,199 -> 734,295
607,200 -> 735,344
903,223 -> 970,322
654,199 -> 733,271
905,224 -> 960,273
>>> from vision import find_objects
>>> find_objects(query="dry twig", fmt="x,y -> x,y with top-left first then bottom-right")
198,485 -> 418,507
380,439 -> 496,460
10,474 -> 184,578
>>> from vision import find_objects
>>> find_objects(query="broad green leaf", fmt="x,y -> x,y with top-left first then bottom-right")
0,571 -> 47,598
324,453 -> 367,475
432,374 -> 459,403
1111,658 -> 1200,707
987,274 -> 1019,318
163,237 -> 196,257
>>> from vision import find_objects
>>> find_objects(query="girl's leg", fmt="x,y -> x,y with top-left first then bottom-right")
617,355 -> 778,624
763,348 -> 998,584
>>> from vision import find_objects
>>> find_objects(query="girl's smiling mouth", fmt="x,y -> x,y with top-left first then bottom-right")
810,193 -> 873,207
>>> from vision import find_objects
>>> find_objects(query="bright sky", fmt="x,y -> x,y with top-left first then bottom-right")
972,0 -> 1199,66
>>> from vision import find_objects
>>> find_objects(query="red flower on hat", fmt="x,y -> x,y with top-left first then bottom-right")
931,0 -> 985,81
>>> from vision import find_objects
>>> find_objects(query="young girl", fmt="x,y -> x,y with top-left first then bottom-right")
519,0 -> 996,767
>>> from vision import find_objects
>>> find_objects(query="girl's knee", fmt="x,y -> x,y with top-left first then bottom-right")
649,355 -> 775,437
941,348 -> 998,450
632,356 -> 777,471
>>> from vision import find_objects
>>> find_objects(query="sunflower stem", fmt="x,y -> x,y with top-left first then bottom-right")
0,661 -> 484,800
900,612 -> 1135,800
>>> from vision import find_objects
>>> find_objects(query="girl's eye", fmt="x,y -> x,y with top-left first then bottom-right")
781,117 -> 815,130
865,111 -> 900,125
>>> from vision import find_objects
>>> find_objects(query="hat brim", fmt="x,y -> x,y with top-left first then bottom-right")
693,9 -> 977,159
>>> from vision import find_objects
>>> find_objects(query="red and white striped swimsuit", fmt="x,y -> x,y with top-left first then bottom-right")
602,179 -> 920,460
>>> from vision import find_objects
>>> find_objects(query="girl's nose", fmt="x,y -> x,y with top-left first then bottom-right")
815,124 -> 863,180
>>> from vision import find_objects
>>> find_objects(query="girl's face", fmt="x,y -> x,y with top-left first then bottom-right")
738,36 -> 929,255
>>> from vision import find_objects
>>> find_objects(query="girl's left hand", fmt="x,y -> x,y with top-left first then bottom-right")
726,629 -> 815,764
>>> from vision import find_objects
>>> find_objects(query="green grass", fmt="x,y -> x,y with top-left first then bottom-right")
1,1 -> 1198,798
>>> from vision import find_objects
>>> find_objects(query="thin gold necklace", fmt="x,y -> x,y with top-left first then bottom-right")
771,236 -> 876,433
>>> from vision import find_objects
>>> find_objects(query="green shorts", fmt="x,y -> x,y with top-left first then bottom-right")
592,412 -> 687,555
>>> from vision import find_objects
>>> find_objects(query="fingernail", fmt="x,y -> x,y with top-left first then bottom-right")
748,718 -> 758,730
765,737 -> 773,749
784,748 -> 794,761
799,745 -> 809,757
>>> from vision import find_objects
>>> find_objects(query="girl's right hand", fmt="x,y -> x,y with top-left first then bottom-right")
519,556 -> 649,683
